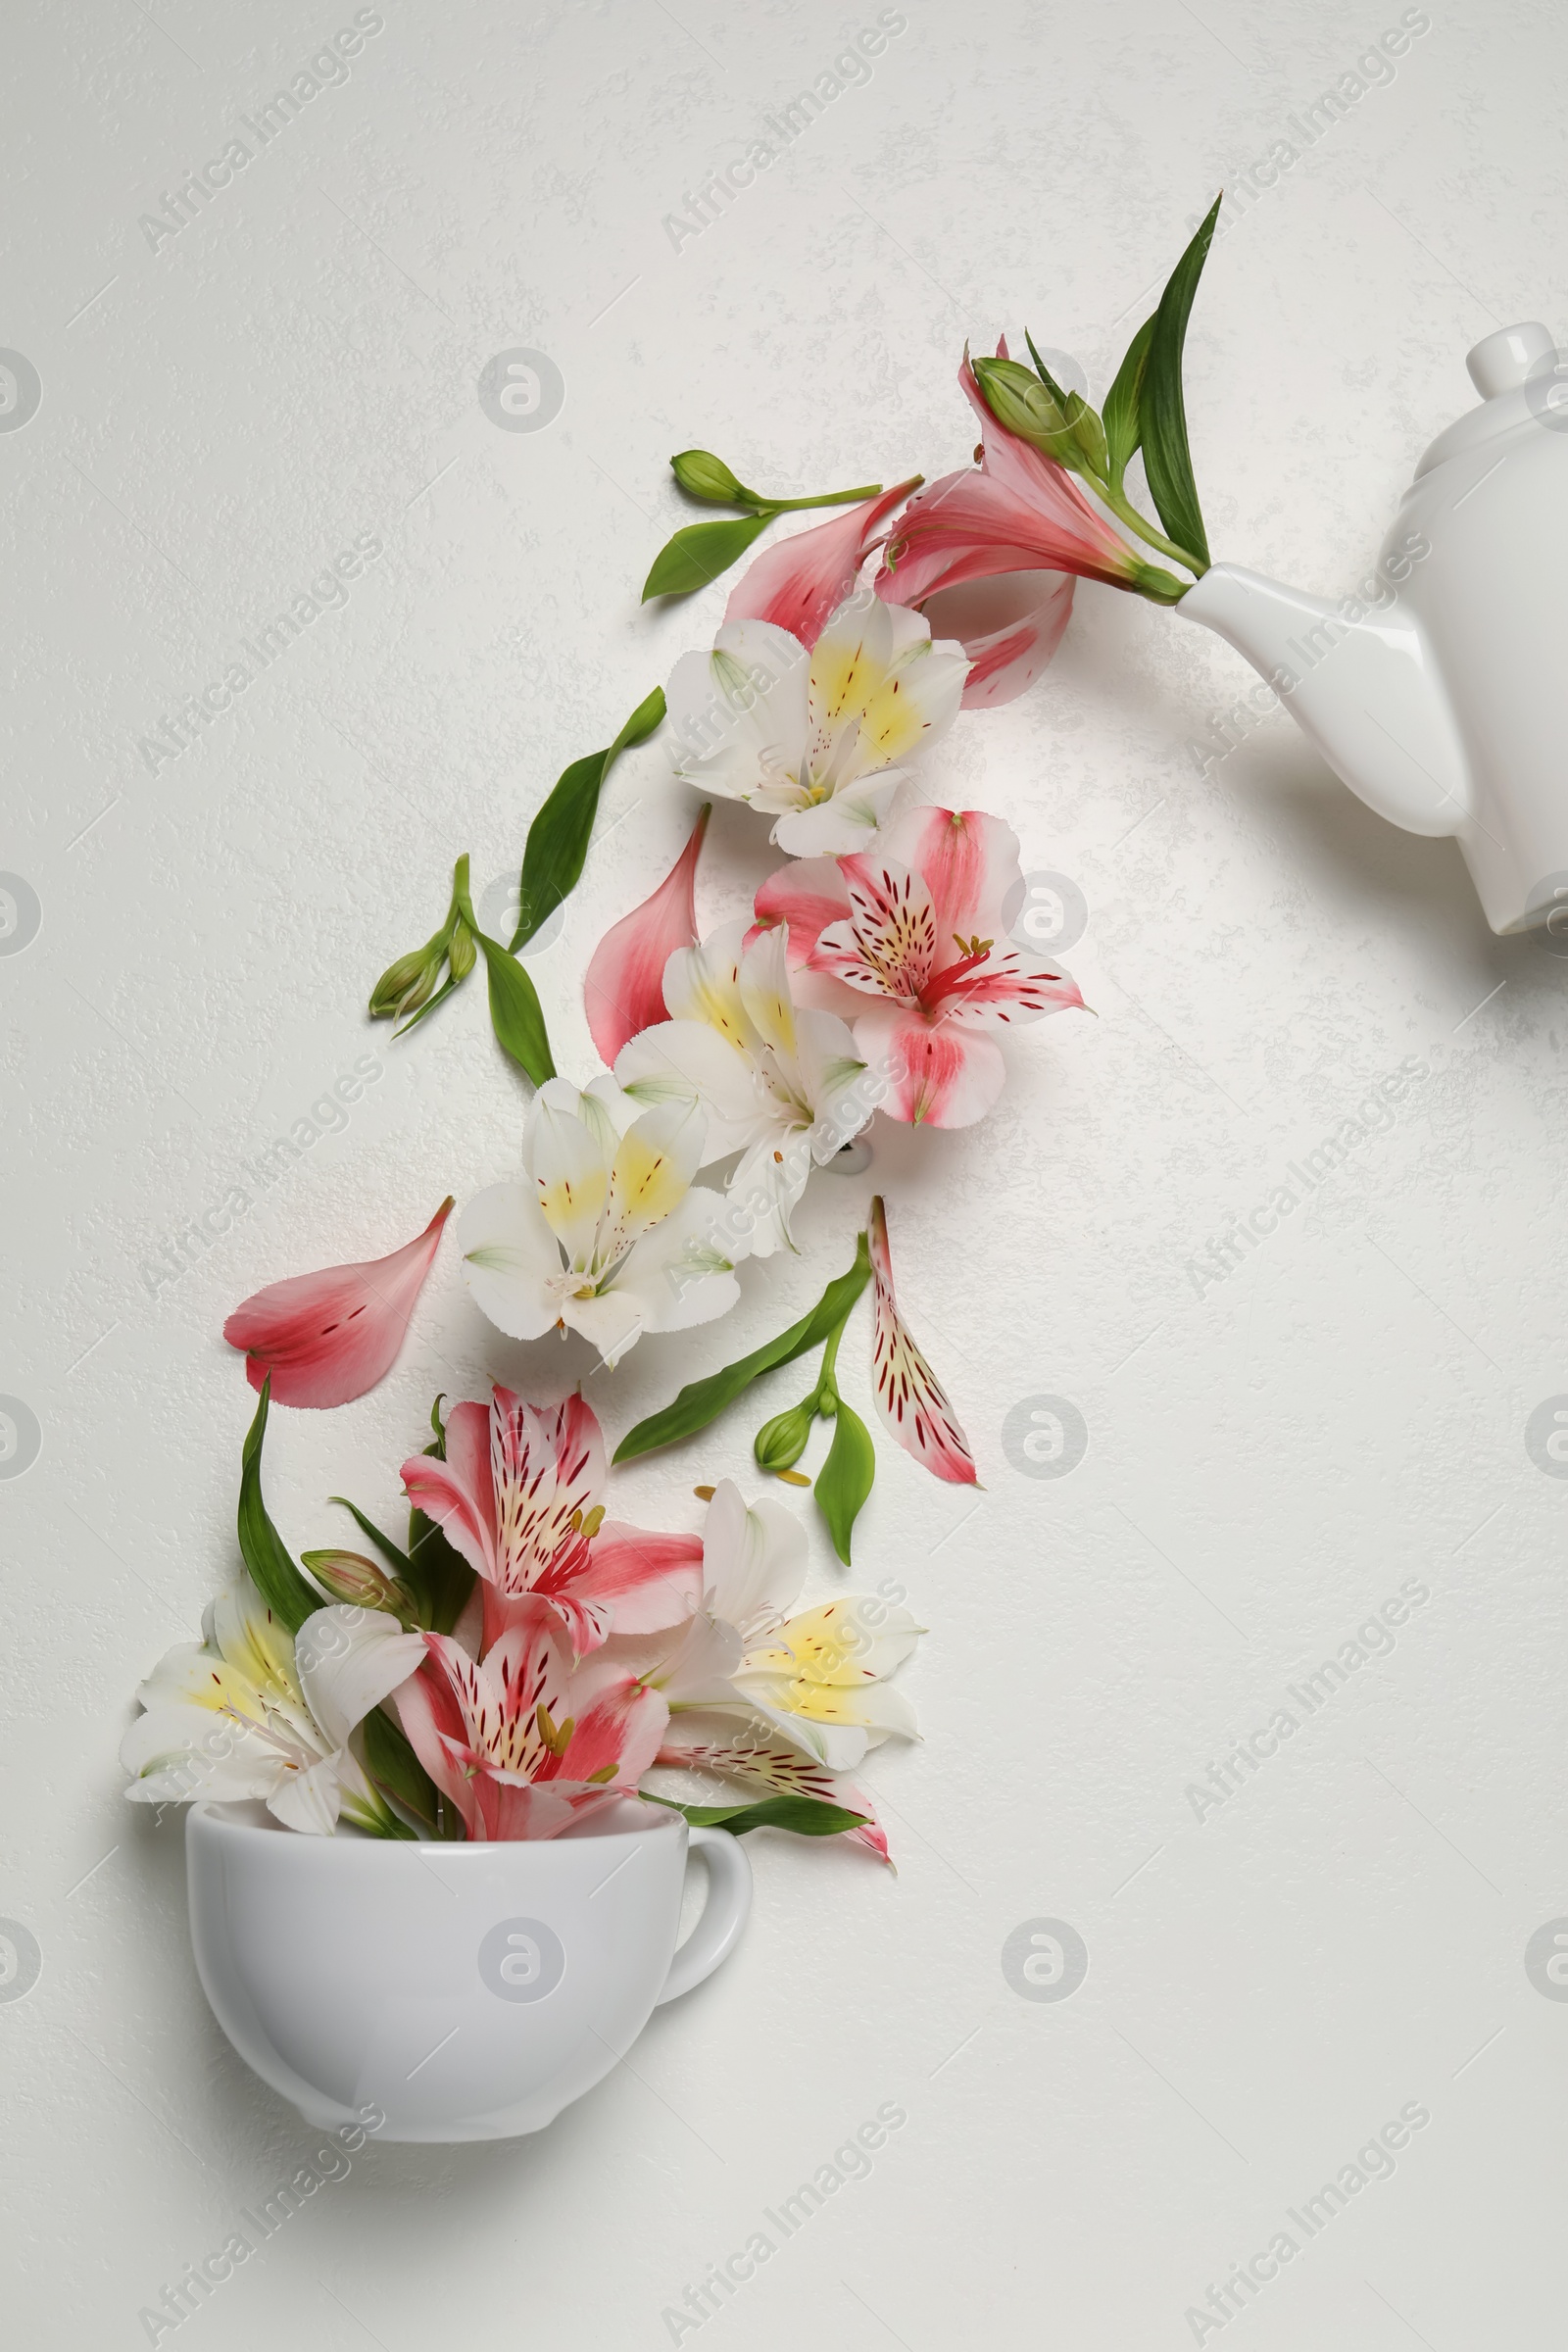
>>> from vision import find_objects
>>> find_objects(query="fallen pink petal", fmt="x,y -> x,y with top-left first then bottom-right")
221,1198 -> 453,1408
868,1195 -> 977,1485
584,804 -> 709,1063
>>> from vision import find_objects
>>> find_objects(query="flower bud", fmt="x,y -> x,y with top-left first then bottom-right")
754,1397 -> 815,1473
447,916 -> 476,982
369,942 -> 442,1021
670,449 -> 756,506
971,358 -> 1082,467
301,1549 -> 418,1623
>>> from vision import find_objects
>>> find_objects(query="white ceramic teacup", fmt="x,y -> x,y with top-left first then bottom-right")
187,1797 -> 752,2142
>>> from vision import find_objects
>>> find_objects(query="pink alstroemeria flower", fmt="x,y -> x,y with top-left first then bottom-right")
868,1195 -> 976,1486
401,1385 -> 701,1656
723,477 -> 921,650
754,805 -> 1084,1129
584,806 -> 709,1064
222,1199 -> 453,1408
873,351 -> 1149,708
396,1599 -> 667,1840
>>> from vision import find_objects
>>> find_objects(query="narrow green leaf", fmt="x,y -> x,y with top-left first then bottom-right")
654,1793 -> 868,1838
361,1709 -> 464,1840
328,1495 -> 414,1577
510,685 -> 666,951
814,1398 -> 876,1566
1024,330 -> 1071,407
474,930 -> 555,1084
641,511 -> 773,601
613,1234 -> 872,1462
1141,198 -> 1221,570
236,1379 -> 324,1635
1102,313 -> 1155,486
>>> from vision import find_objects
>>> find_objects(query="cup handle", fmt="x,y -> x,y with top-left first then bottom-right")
655,1827 -> 753,2006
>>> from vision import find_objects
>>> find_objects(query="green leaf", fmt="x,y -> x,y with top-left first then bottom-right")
236,1379 -> 325,1635
613,1234 -> 872,1462
654,1793 -> 868,1838
510,685 -> 666,952
1024,329 -> 1071,407
1141,198 -> 1221,570
642,511 -> 773,601
328,1496 -> 414,1577
1102,313 -> 1155,487
406,1508 -> 475,1637
474,929 -> 555,1084
814,1398 -> 876,1566
361,1709 -> 464,1840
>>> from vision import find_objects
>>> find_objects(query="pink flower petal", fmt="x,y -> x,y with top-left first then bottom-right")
867,1195 -> 977,1483
876,805 -> 1020,941
725,479 -> 922,650
751,857 -> 851,966
222,1199 -> 453,1409
854,1002 -> 1006,1129
920,570 -> 1076,709
585,806 -> 710,1063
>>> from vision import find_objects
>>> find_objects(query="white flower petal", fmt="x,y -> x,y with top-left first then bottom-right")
294,1606 -> 427,1752
459,1182 -> 564,1342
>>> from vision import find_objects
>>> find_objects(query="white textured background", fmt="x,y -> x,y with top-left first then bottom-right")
4,1 -> 1566,2345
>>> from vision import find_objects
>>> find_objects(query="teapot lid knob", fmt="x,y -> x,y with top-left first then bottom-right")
1466,320 -> 1556,397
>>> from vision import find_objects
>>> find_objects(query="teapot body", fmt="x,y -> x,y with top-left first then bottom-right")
1392,382 -> 1568,932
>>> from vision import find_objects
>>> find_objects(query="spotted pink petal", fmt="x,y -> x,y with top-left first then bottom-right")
538,1522 -> 704,1651
815,853 -> 938,1001
852,1003 -> 1006,1129
875,353 -> 1141,608
585,806 -> 710,1063
724,479 -> 922,650
920,570 -> 1076,710
867,1194 -> 976,1483
222,1199 -> 452,1408
553,1672 -> 669,1787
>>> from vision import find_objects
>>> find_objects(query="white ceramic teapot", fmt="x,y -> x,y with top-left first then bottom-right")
1179,321 -> 1568,936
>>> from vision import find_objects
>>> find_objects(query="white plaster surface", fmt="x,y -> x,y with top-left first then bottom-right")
3,1 -> 1566,2344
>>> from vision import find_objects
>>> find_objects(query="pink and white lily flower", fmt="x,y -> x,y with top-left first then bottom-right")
614,918 -> 871,1258
222,1199 -> 453,1408
396,1597 -> 667,1841
459,1076 -> 739,1368
664,590 -> 969,857
400,1384 -> 701,1655
121,1588 -> 424,1836
868,1195 -> 977,1486
754,804 -> 1085,1129
873,349 -> 1145,708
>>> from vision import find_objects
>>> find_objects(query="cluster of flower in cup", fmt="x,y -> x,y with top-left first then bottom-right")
120,1383 -> 924,1855
136,2102 -> 385,2345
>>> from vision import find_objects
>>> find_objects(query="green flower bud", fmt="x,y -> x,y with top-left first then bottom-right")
447,916 -> 476,982
368,942 -> 443,1021
670,449 -> 759,506
300,1549 -> 419,1623
972,357 -> 1099,473
754,1397 -> 816,1473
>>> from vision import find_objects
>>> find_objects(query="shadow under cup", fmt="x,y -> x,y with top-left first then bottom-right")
186,1797 -> 751,2143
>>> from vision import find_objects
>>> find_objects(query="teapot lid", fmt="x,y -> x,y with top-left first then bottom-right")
1415,319 -> 1563,478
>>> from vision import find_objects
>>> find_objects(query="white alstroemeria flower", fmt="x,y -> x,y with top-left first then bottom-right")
459,1075 -> 741,1369
579,1481 -> 922,1778
614,920 -> 871,1257
120,1590 -> 424,1837
664,592 -> 969,857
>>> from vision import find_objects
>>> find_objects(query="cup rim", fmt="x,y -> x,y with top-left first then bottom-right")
188,1794 -> 685,1857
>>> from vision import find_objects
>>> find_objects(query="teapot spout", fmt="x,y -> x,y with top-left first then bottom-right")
1179,564 -> 1471,839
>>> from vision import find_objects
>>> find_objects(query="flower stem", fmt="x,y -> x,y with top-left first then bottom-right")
813,1312 -> 848,1410
761,482 -> 887,514
1099,483 -> 1206,578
